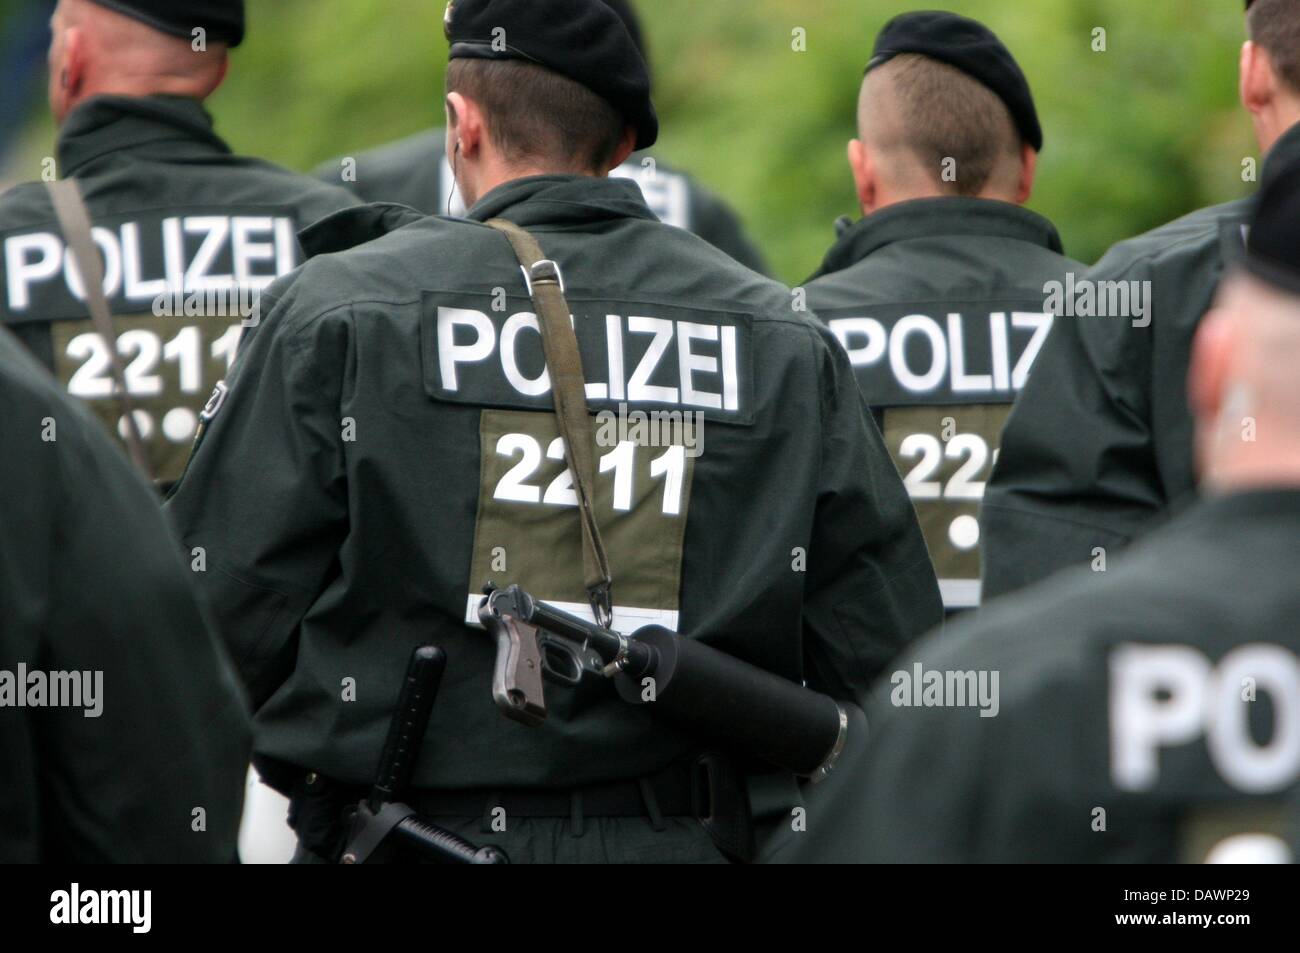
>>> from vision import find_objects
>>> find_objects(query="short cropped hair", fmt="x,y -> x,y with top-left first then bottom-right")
861,53 -> 1023,197
447,58 -> 627,173
1248,0 -> 1300,93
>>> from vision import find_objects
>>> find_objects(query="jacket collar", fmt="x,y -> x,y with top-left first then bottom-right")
465,174 -> 658,228
1261,120 -> 1300,188
300,174 -> 660,258
58,94 -> 229,177
808,197 -> 1064,281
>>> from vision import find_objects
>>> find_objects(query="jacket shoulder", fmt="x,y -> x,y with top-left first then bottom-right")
312,129 -> 444,181
806,235 -> 1080,304
0,181 -> 57,230
293,209 -> 800,330
270,213 -> 488,328
1091,198 -> 1251,275
299,202 -> 430,257
216,157 -> 362,218
0,326 -> 149,501
0,326 -> 67,410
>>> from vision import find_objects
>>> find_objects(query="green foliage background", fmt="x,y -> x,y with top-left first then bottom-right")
5,0 -> 1259,283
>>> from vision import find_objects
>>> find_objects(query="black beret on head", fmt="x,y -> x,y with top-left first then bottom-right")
867,10 -> 1043,151
88,0 -> 245,47
444,0 -> 658,150
1243,159 -> 1300,296
603,0 -> 647,61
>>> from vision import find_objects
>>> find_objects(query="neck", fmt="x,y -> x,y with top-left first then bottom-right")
863,191 -> 1016,217
458,153 -> 582,209
68,77 -> 206,115
863,181 -> 1018,216
1257,105 -> 1300,154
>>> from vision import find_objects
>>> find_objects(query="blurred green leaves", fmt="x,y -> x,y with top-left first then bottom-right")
14,0 -> 1260,283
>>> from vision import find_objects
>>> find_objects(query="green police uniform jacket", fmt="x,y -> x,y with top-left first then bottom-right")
982,125 -> 1300,599
0,94 -> 360,483
840,489 -> 1300,863
804,198 -> 1080,610
0,326 -> 251,862
165,174 -> 942,795
312,128 -> 772,275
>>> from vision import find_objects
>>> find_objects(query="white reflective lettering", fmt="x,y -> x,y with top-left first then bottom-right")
438,307 -> 496,392
5,233 -> 62,311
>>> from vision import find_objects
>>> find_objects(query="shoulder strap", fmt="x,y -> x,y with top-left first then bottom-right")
484,218 -> 613,626
45,179 -> 154,480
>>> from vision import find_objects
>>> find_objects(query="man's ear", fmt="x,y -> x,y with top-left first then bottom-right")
213,52 -> 230,92
1240,40 -> 1274,116
445,92 -> 483,157
848,138 -> 876,214
1189,306 -> 1236,424
63,26 -> 87,101
606,125 -> 637,173
1015,144 -> 1038,205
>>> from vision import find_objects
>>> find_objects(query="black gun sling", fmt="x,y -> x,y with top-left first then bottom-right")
485,218 -> 614,627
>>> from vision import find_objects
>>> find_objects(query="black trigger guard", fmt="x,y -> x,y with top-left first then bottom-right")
538,634 -> 595,686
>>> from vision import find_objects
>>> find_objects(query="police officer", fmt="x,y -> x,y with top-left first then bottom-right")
821,160 -> 1300,863
0,0 -> 359,484
311,0 -> 771,275
0,323 -> 251,862
804,12 -> 1080,612
982,0 -> 1300,597
167,0 -> 941,864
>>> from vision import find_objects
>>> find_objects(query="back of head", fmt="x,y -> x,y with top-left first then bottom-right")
852,11 -> 1040,208
49,0 -> 237,122
1248,0 -> 1300,94
1241,0 -> 1300,150
859,53 -> 1023,198
441,0 -> 657,199
446,58 -> 627,174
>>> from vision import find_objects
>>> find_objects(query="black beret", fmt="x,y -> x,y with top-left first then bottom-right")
88,0 -> 244,47
603,0 -> 647,61
444,0 -> 658,150
1243,158 -> 1300,296
866,10 -> 1043,152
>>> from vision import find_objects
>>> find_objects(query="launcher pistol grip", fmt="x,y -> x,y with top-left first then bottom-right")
479,592 -> 547,726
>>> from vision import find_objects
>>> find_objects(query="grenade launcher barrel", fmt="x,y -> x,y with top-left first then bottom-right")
478,585 -> 849,781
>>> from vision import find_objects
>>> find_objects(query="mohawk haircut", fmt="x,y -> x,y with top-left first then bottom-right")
860,54 -> 1023,197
